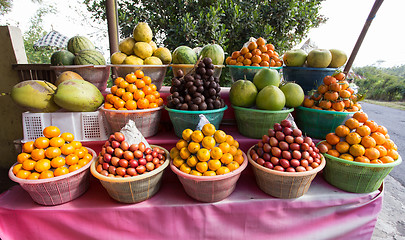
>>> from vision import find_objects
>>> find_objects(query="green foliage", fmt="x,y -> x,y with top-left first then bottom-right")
353,66 -> 405,101
0,0 -> 12,15
23,6 -> 57,64
84,0 -> 326,86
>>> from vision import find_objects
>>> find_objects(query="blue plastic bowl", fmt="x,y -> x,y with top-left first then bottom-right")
282,66 -> 337,94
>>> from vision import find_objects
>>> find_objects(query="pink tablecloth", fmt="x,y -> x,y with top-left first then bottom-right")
0,166 -> 382,240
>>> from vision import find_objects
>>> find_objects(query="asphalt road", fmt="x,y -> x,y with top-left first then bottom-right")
361,102 -> 405,186
361,102 -> 405,240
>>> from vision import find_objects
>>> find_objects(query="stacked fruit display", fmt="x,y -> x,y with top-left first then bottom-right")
171,44 -> 225,66
229,68 -> 305,110
12,126 -> 93,179
94,131 -> 166,177
104,70 -> 164,110
166,57 -> 225,110
171,123 -> 244,176
226,37 -> 283,67
250,119 -> 323,172
51,35 -> 106,66
302,72 -> 361,112
283,48 -> 347,68
318,112 -> 399,164
111,22 -> 172,65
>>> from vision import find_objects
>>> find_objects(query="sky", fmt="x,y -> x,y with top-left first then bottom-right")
1,0 -> 404,68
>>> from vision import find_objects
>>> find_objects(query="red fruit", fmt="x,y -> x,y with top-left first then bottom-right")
280,119 -> 292,128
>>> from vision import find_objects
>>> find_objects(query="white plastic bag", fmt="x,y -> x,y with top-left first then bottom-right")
120,119 -> 151,149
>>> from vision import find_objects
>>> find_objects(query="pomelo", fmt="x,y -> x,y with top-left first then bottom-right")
282,49 -> 307,67
306,49 -> 332,68
255,85 -> 285,111
229,80 -> 258,107
252,68 -> 280,91
280,83 -> 305,108
328,49 -> 347,68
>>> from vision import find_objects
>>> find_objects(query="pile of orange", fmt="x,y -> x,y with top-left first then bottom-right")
303,72 -> 361,112
12,126 -> 93,179
225,37 -> 283,67
104,70 -> 164,110
170,123 -> 244,176
320,112 -> 399,164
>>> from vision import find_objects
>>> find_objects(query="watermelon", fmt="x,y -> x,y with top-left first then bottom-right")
172,46 -> 198,64
74,49 -> 106,65
67,36 -> 95,55
50,50 -> 75,66
199,44 -> 225,65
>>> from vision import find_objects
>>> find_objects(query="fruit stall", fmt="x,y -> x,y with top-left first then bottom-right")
0,22 -> 401,240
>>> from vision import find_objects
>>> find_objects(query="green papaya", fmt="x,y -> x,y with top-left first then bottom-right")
10,80 -> 60,112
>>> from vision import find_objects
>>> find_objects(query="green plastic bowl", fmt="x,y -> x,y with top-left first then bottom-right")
232,105 -> 294,139
165,106 -> 228,138
294,106 -> 355,139
322,153 -> 402,193
228,65 -> 282,82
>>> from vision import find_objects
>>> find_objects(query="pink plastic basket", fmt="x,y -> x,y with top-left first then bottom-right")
8,148 -> 96,206
170,152 -> 248,202
101,105 -> 164,138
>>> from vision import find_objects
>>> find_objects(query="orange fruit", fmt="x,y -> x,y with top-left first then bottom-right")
248,41 -> 258,51
349,144 -> 366,157
118,80 -> 129,89
49,137 -> 65,147
339,153 -> 354,161
114,77 -> 125,85
218,142 -> 231,154
323,76 -> 337,85
125,74 -> 137,83
364,120 -> 379,132
22,141 -> 35,153
17,152 -> 31,164
176,139 -> 188,150
220,153 -> 233,165
115,88 -> 126,97
126,84 -> 137,93
375,145 -> 388,157
186,155 -> 198,168
179,163 -> 191,174
54,167 -> 69,177
196,161 -> 208,173
114,98 -> 126,109
203,171 -> 216,176
182,129 -> 194,141
387,149 -> 399,160
335,125 -> 350,138
325,133 -> 340,145
61,132 -> 75,142
172,156 -> 184,168
22,159 -> 36,171
61,143 -> 75,155
240,47 -> 249,55
371,132 -> 386,145
125,100 -> 137,110
70,141 -> 82,149
68,164 -> 81,172
208,159 -> 222,171
202,123 -> 216,136
355,125 -> 371,137
196,148 -> 210,162
179,147 -> 191,160
355,156 -> 370,163
353,111 -> 368,123
210,147 -> 223,160
202,136 -> 216,149
51,156 -> 66,168
345,132 -> 361,145
143,85 -> 154,95
34,137 -> 50,149
227,161 -> 240,172
137,98 -> 149,109
380,156 -> 395,164
382,139 -> 395,150
75,148 -> 86,158
233,154 -> 244,165
135,79 -> 146,89
364,147 -> 380,160
34,159 -> 51,172
16,169 -> 31,179
31,148 -> 45,161
216,166 -> 230,175
191,130 -> 204,143
142,76 -> 152,85
190,170 -> 203,176
345,118 -> 360,130
376,125 -> 388,135
39,170 -> 54,179
135,70 -> 144,79
336,141 -> 350,154
187,142 -> 200,154
43,126 -> 61,138
214,130 -> 227,143
12,164 -> 23,175
121,92 -> 134,102
45,147 -> 62,159
327,149 -> 340,157
27,172 -> 40,180
361,135 -> 376,148
65,154 -> 79,165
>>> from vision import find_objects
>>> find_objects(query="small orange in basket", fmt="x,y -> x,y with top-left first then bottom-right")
51,156 -> 66,168
364,120 -> 379,132
182,129 -> 193,141
371,132 -> 386,145
54,167 -> 69,177
233,154 -> 244,165
137,98 -> 149,109
202,123 -> 216,136
336,141 -> 350,154
121,92 -> 133,102
346,132 -> 362,145
214,130 -> 227,143
156,98 -> 164,107
375,145 -> 387,157
75,148 -> 86,158
197,148 -> 210,162
115,88 -> 126,97
125,100 -> 137,110
31,148 -> 45,161
355,156 -> 370,163
27,172 -> 40,180
228,146 -> 238,156
323,75 -> 336,85
219,142 -> 231,154
135,79 -> 146,89
12,164 -> 22,175
334,72 -> 346,81
332,101 -> 345,111
220,153 -> 233,165
387,149 -> 399,160
82,152 -> 92,161
110,85 -> 118,95
339,81 -> 350,90
216,166 -> 230,175
142,76 -> 152,85
327,149 -> 340,157
125,73 -> 137,83
349,144 -> 366,157
150,84 -> 157,92
61,144 -> 75,156
208,159 -> 222,171
240,47 -> 249,55
355,125 -> 371,137
39,170 -> 54,179
339,153 -> 354,161
60,132 -> 74,142
17,152 -> 30,164
202,136 -> 216,149
345,118 -> 360,130
248,41 -> 258,51
176,139 -> 189,150
210,147 -> 223,160
34,137 -> 50,149
126,83 -> 137,93
45,147 -> 62,159
266,43 -> 275,51
172,156 -> 184,168
353,111 -> 368,123
43,126 -> 61,139
190,170 -> 202,176
133,89 -> 145,100
364,147 -> 380,160
203,171 -> 216,176
34,159 -> 51,172
16,169 -> 31,179
49,137 -> 65,147
380,156 -> 395,164
370,159 -> 383,164
145,94 -> 156,103
22,159 -> 36,171
22,141 -> 35,153
65,154 -> 79,165
179,147 -> 191,160
335,125 -> 350,138
69,164 -> 81,172
187,141 -> 200,154
191,130 -> 204,143
180,163 -> 192,174
196,161 -> 208,173
328,83 -> 341,92
326,133 -> 340,145
383,139 -> 395,150
70,140 -> 82,149
227,161 -> 240,172
114,98 -> 126,109
135,70 -> 144,79
361,135 -> 377,148
339,90 -> 351,99
118,80 -> 129,89
376,125 -> 388,135
186,155 -> 198,167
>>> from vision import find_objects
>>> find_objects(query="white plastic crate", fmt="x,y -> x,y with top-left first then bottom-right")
22,111 -> 111,142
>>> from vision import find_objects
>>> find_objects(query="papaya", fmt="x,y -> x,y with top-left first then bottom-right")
10,80 -> 60,112
54,79 -> 104,112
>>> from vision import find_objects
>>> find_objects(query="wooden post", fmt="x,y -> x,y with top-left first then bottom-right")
343,0 -> 384,75
106,0 -> 119,77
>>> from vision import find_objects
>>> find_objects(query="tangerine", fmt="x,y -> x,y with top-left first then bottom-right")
22,141 -> 35,153
371,132 -> 386,145
208,159 -> 222,171
227,161 -> 240,172
349,144 -> 366,157
346,132 -> 362,145
335,125 -> 350,138
54,167 -> 69,177
353,111 -> 368,123
326,133 -> 340,145
336,141 -> 350,153
43,126 -> 61,138
355,125 -> 371,137
361,135 -> 376,148
345,118 -> 360,130
39,170 -> 54,179
34,137 -> 50,149
196,161 -> 208,173
202,123 -> 216,136
34,159 -> 51,172
216,166 -> 230,175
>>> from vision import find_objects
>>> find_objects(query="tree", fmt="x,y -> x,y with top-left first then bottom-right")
0,0 -> 12,15
84,0 -> 326,54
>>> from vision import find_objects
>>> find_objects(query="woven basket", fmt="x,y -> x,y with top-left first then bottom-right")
323,153 -> 402,193
247,146 -> 325,198
233,105 -> 294,139
101,105 -> 164,138
8,148 -> 96,206
170,152 -> 248,202
90,145 -> 169,203
165,106 -> 227,138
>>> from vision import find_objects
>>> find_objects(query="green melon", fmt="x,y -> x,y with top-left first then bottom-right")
67,36 -> 95,55
199,44 -> 225,65
74,49 -> 106,65
50,50 -> 75,66
172,46 -> 198,64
